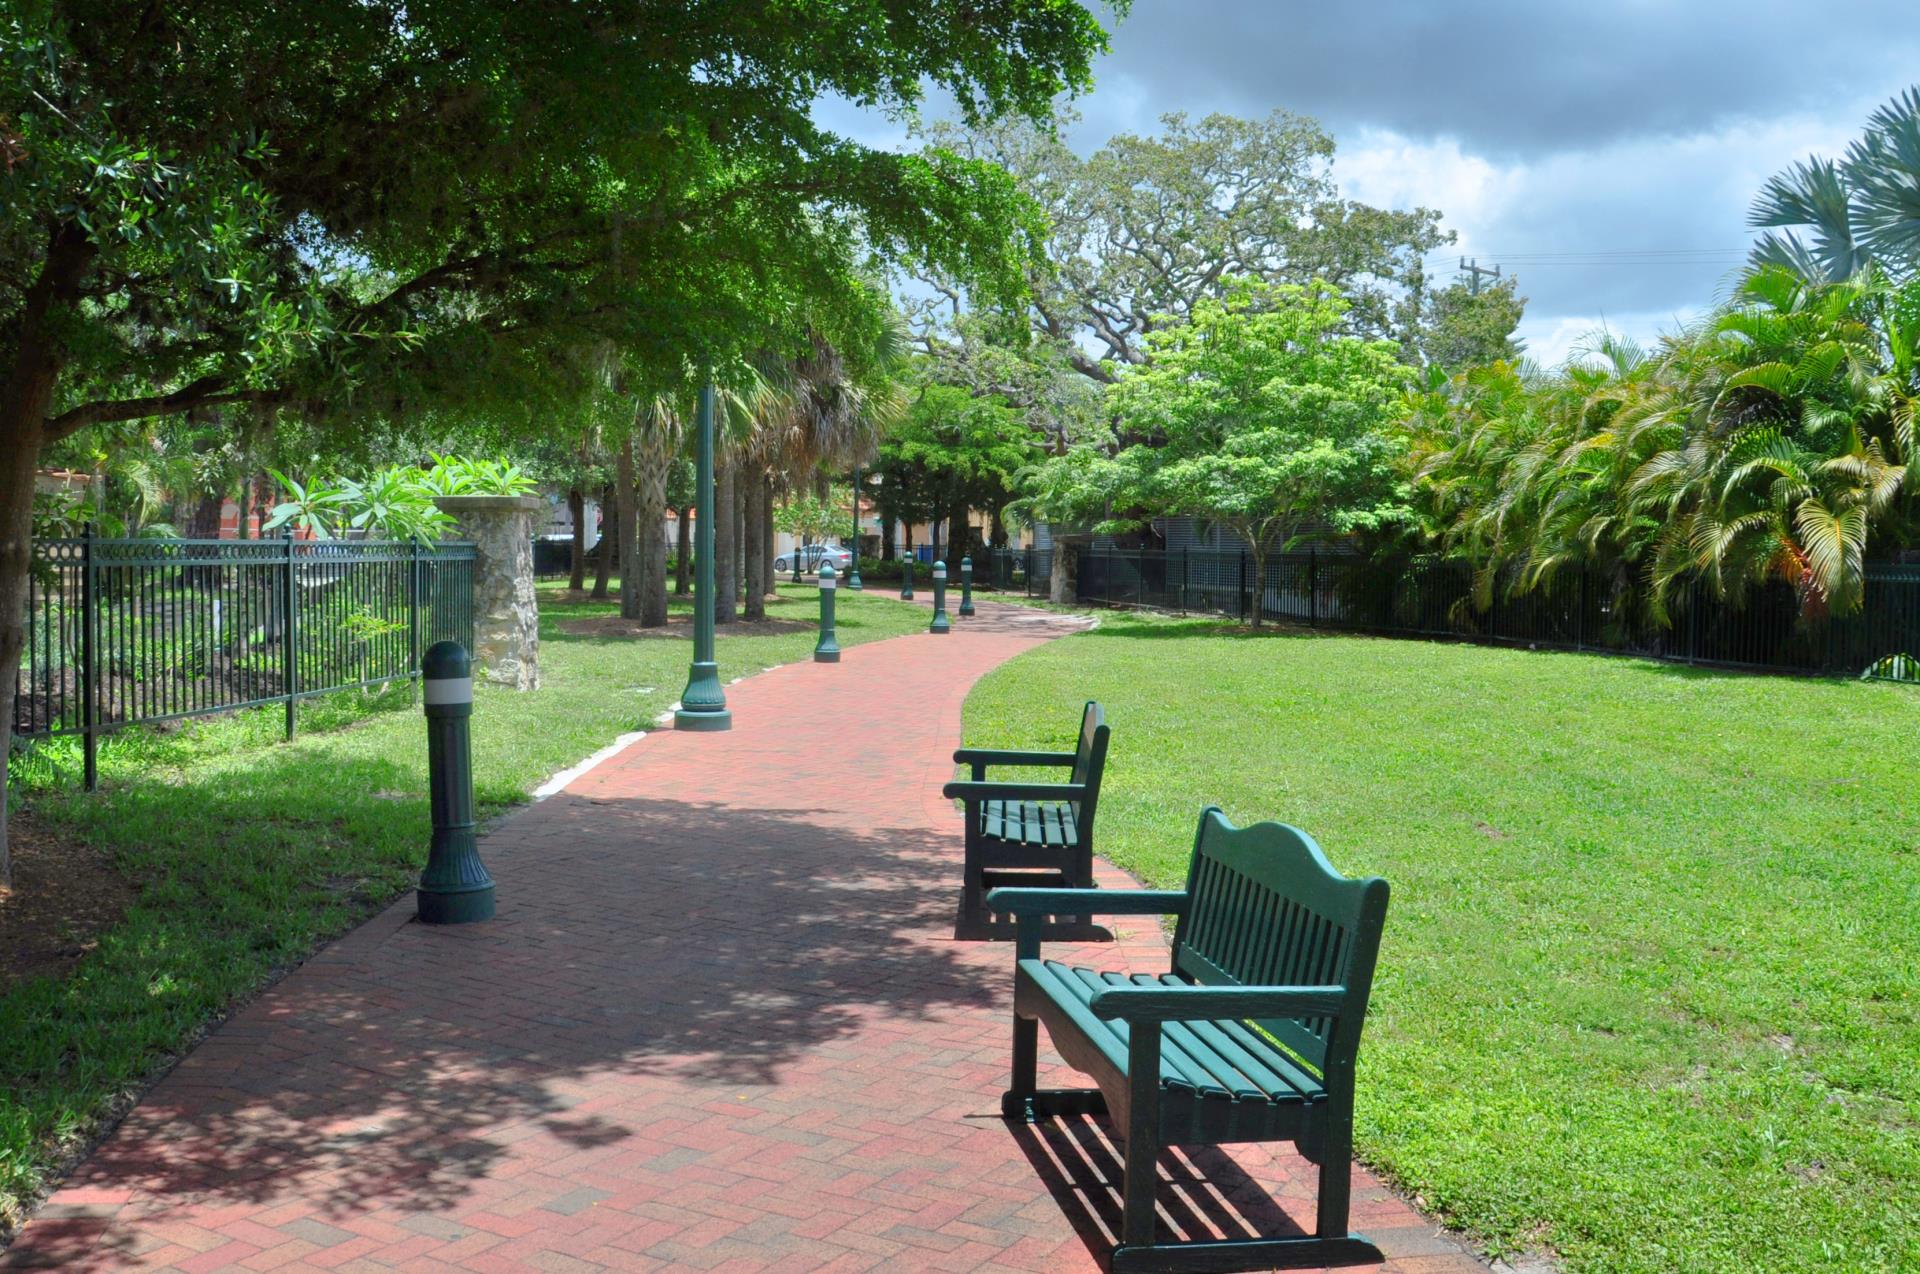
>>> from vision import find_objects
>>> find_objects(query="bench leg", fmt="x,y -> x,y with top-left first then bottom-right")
1316,1121 -> 1352,1240
960,856 -> 987,931
1001,1015 -> 1038,1120
1119,1023 -> 1161,1249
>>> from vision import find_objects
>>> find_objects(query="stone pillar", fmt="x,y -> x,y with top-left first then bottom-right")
434,495 -> 542,690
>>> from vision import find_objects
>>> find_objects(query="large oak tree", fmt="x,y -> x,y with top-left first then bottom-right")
0,0 -> 1118,882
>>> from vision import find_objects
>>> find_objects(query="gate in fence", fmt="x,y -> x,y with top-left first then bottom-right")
14,530 -> 477,787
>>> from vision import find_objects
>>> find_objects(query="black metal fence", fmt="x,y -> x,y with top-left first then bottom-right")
533,535 -> 576,581
15,531 -> 477,786
981,545 -> 1920,680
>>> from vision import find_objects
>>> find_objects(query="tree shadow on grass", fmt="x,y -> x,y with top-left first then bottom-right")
7,793 -> 1007,1269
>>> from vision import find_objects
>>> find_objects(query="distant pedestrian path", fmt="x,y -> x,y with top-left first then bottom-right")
5,597 -> 1483,1272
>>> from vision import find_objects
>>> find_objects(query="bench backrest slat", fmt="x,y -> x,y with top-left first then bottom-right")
1170,807 -> 1389,1076
1067,701 -> 1111,832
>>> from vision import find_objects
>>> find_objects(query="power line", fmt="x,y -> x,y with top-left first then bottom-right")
1421,246 -> 1748,270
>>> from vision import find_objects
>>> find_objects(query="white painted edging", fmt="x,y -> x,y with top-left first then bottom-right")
532,730 -> 647,800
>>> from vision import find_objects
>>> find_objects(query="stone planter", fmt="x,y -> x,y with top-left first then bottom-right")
434,495 -> 543,690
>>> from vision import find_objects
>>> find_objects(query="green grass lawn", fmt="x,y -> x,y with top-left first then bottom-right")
962,610 -> 1920,1273
0,582 -> 923,1235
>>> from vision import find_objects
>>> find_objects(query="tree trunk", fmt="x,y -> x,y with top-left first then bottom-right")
990,506 -> 1008,548
1247,545 -> 1269,630
0,224 -> 93,888
632,409 -> 672,627
591,481 -> 615,599
881,518 -> 896,561
715,461 -> 737,624
567,487 -> 587,591
948,496 -> 971,560
743,473 -> 766,620
637,503 -> 667,626
734,469 -> 748,597
1049,540 -> 1077,605
762,477 -> 777,599
674,507 -> 691,595
616,434 -> 641,620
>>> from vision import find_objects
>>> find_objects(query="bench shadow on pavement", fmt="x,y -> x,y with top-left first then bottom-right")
1008,1113 -> 1312,1258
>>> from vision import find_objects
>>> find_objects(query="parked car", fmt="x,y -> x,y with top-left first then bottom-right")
773,542 -> 853,574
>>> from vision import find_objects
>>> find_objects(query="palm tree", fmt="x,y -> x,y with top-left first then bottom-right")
1750,87 -> 1920,281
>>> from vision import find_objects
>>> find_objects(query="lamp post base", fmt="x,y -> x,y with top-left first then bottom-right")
674,707 -> 733,731
417,885 -> 496,925
814,649 -> 840,663
676,660 -> 731,731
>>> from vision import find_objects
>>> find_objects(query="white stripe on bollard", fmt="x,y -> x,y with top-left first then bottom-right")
424,676 -> 474,705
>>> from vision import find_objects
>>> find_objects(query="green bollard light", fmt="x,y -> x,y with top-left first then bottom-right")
958,555 -> 975,617
814,562 -> 841,662
900,557 -> 915,600
930,560 -> 951,634
417,641 -> 495,924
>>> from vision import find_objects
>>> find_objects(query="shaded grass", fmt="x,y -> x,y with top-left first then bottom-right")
0,582 -> 923,1235
962,609 -> 1920,1273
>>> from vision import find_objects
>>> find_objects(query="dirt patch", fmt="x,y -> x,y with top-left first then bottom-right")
560,613 -> 811,640
0,813 -> 136,989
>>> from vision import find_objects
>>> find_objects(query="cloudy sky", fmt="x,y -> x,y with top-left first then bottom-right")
825,1 -> 1920,368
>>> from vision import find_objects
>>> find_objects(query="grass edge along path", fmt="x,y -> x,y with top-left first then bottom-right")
0,582 -> 924,1240
960,607 -> 1920,1274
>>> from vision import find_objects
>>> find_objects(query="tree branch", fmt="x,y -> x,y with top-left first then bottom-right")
45,381 -> 287,442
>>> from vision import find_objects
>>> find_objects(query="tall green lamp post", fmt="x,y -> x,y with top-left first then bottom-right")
675,383 -> 731,731
847,466 -> 863,591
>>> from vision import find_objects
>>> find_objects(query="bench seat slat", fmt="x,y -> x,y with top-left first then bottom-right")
1063,967 -> 1237,1098
1210,1019 -> 1326,1103
1030,959 -> 1323,1106
978,799 -> 1079,850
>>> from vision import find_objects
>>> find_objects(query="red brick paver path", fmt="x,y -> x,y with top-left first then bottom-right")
7,598 -> 1487,1272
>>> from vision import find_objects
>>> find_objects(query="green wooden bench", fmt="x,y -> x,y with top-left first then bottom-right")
988,806 -> 1391,1273
943,700 -> 1110,937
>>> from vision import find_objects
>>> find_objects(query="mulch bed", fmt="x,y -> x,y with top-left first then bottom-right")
0,813 -> 136,989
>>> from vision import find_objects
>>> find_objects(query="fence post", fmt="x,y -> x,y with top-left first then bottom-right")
1308,546 -> 1318,627
1686,578 -> 1699,664
283,528 -> 298,740
1239,549 -> 1248,620
1576,570 -> 1587,650
81,523 -> 97,792
410,538 -> 423,676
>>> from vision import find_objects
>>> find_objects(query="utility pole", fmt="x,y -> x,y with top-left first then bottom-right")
1459,256 -> 1502,297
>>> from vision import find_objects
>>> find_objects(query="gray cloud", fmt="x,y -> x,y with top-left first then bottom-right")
819,2 -> 1920,363
1083,1 -> 1920,159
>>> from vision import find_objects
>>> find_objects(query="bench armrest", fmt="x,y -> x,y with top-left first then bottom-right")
953,748 -> 1078,768
1087,984 -> 1348,1023
941,780 -> 1088,802
985,887 -> 1188,918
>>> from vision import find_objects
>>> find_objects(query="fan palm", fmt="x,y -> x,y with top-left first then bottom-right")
1750,86 -> 1920,281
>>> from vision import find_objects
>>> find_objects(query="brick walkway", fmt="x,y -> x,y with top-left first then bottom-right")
6,598 -> 1487,1273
